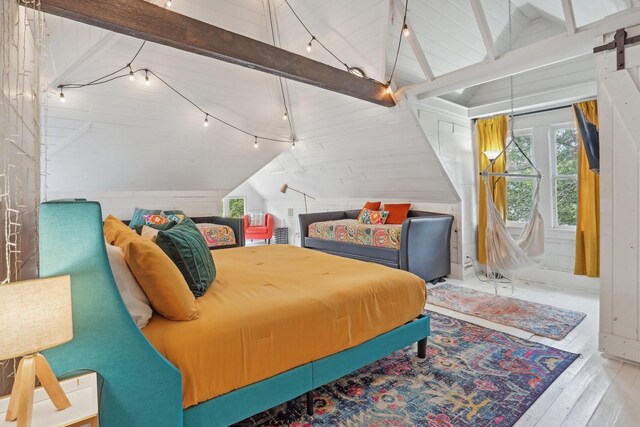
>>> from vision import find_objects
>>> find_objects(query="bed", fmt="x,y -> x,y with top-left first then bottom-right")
300,209 -> 453,282
38,200 -> 430,426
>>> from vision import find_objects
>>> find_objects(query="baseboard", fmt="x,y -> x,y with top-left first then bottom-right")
518,267 -> 600,292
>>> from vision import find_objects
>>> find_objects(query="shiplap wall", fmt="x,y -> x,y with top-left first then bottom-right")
417,106 -> 474,273
225,182 -> 265,216
46,190 -> 225,220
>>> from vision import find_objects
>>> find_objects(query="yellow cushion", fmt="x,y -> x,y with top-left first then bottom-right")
123,237 -> 199,321
103,215 -> 135,247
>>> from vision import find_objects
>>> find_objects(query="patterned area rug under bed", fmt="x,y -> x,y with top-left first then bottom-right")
427,283 -> 587,340
235,311 -> 579,427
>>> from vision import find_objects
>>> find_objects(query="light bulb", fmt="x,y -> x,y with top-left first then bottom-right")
291,141 -> 296,149
204,115 -> 209,127
283,111 -> 288,120
59,90 -> 65,103
307,37 -> 313,53
254,137 -> 259,148
129,68 -> 135,81
386,85 -> 393,95
145,72 -> 150,85
402,23 -> 410,37
165,0 -> 172,7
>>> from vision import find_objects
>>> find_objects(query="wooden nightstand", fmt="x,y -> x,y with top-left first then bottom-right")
0,372 -> 98,427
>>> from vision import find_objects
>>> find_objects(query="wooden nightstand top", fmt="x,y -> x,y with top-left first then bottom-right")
0,372 -> 98,427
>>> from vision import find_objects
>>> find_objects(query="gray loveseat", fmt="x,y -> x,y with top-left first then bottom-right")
299,209 -> 453,282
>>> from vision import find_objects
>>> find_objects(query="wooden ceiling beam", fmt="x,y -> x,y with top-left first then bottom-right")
561,0 -> 577,34
470,0 -> 497,60
28,0 -> 395,107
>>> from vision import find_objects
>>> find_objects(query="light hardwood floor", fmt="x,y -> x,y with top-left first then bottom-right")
429,277 -> 640,427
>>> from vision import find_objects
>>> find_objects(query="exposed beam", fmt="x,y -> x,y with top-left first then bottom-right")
470,0 -> 497,60
561,0 -> 577,34
402,7 -> 640,100
392,0 -> 434,81
29,0 -> 395,107
467,81 -> 596,118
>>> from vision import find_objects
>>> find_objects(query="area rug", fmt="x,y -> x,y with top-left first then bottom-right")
234,311 -> 579,427
427,283 -> 586,340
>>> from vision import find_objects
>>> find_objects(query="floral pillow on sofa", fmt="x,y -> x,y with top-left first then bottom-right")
357,208 -> 389,225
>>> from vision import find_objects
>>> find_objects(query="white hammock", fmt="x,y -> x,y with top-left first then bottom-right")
482,172 -> 544,274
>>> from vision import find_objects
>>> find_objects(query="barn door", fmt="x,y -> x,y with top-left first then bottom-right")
597,26 -> 640,363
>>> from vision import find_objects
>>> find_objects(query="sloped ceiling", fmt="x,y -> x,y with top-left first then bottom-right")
42,0 -> 638,202
43,0 -> 292,192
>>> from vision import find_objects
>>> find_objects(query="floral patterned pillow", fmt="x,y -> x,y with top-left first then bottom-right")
357,208 -> 389,225
144,214 -> 170,225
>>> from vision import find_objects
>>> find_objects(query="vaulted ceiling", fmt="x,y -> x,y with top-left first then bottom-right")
42,0 -> 640,202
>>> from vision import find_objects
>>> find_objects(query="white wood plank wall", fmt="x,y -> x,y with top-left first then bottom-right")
45,190 -> 227,220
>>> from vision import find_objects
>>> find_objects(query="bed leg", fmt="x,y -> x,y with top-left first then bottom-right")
417,337 -> 427,359
306,391 -> 314,416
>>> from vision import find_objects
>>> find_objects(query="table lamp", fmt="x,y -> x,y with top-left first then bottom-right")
0,275 -> 73,427
280,184 -> 316,213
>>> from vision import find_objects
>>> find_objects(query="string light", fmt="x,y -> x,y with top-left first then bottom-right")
128,66 -> 135,81
291,141 -> 296,149
386,0 -> 409,92
57,41 -> 293,146
283,110 -> 288,120
284,0 -> 400,91
165,0 -> 172,7
254,136 -> 259,148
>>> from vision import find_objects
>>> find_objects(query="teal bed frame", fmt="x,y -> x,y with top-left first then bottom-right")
39,200 -> 430,427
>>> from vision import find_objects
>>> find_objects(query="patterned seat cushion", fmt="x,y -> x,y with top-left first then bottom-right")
308,219 -> 402,250
196,223 -> 237,247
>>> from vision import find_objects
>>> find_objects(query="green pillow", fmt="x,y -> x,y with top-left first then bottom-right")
134,221 -> 176,235
155,218 -> 216,297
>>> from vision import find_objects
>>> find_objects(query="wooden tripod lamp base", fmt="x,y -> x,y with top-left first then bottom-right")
5,353 -> 71,427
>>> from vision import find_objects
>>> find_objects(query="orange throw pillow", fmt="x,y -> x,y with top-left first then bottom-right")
363,201 -> 381,211
384,203 -> 412,224
123,237 -> 199,321
104,215 -> 136,248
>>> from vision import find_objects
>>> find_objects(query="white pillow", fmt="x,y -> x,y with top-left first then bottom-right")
140,225 -> 160,242
105,243 -> 153,328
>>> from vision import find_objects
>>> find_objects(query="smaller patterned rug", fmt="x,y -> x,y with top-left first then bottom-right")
235,311 -> 579,427
428,283 -> 586,340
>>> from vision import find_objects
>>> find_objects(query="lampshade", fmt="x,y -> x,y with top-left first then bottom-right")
280,184 -> 288,194
0,275 -> 73,360
483,150 -> 502,161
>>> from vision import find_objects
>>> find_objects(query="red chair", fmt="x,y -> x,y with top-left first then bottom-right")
243,213 -> 274,244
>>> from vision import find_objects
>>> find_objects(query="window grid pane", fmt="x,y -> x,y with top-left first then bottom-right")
506,132 -> 534,223
553,127 -> 578,227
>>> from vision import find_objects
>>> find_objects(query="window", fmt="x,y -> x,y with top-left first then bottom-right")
552,127 -> 578,227
224,197 -> 246,218
505,132 -> 534,223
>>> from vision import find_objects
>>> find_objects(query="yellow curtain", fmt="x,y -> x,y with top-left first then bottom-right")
476,116 -> 508,264
574,100 -> 600,277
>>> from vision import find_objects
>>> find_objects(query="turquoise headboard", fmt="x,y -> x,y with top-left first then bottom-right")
39,200 -> 183,426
